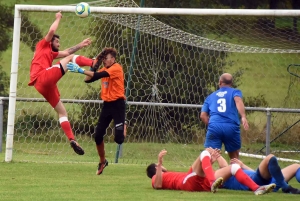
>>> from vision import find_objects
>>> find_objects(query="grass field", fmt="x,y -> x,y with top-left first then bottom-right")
1,149 -> 300,201
1,1 -> 300,200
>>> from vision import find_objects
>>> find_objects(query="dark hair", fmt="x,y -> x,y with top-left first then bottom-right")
97,47 -> 117,60
51,34 -> 60,42
146,163 -> 157,179
92,47 -> 118,70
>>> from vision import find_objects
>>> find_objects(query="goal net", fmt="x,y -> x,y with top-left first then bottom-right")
5,0 -> 300,165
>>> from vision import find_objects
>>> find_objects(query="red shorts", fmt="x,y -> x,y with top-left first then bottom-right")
181,167 -> 211,191
34,64 -> 64,108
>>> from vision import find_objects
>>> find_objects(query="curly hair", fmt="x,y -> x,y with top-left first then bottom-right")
91,47 -> 118,71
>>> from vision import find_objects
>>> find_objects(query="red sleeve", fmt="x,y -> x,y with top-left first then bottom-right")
151,175 -> 156,188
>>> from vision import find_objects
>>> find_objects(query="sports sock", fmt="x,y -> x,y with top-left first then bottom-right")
59,117 -> 75,140
234,167 -> 259,191
295,168 -> 300,183
200,151 -> 215,185
73,55 -> 93,67
268,156 -> 289,190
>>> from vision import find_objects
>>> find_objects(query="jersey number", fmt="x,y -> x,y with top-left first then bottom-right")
217,98 -> 226,112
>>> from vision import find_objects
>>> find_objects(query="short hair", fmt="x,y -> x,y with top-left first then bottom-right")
146,163 -> 157,179
51,34 -> 60,42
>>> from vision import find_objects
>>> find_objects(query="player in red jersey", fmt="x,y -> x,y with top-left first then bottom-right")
28,11 -> 94,155
146,148 -> 276,195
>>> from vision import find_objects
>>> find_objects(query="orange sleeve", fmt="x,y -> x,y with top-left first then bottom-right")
105,63 -> 123,79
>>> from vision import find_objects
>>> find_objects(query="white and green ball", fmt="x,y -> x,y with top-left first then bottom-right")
75,2 -> 91,18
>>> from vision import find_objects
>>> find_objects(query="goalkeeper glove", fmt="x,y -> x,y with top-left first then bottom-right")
67,62 -> 85,74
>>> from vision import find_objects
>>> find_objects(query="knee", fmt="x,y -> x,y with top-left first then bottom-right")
94,134 -> 103,145
114,129 -> 124,145
230,164 -> 241,175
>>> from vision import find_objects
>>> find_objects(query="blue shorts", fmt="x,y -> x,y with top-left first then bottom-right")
251,169 -> 272,185
204,123 -> 240,152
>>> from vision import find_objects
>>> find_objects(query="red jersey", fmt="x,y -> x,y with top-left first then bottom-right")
28,39 -> 59,86
99,63 -> 126,102
151,168 -> 211,192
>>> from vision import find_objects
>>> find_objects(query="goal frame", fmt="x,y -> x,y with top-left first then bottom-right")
6,4 -> 300,162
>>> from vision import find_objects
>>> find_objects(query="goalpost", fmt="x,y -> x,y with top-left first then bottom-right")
5,0 -> 300,164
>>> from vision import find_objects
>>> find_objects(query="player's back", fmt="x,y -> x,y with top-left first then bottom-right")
205,86 -> 242,125
152,171 -> 187,190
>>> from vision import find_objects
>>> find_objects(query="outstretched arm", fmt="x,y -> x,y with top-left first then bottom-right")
57,38 -> 92,58
153,150 -> 167,189
230,158 -> 253,171
66,62 -> 109,83
45,11 -> 62,42
234,96 -> 249,130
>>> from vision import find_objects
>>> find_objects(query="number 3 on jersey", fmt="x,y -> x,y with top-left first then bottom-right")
217,98 -> 226,112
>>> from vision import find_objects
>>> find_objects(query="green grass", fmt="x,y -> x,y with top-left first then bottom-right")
1,149 -> 300,201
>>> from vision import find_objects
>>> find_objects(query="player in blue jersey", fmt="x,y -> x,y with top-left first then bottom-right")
217,154 -> 300,194
200,73 -> 249,159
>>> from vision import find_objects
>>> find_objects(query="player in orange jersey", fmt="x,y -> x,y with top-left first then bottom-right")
67,47 -> 127,174
29,11 -> 94,155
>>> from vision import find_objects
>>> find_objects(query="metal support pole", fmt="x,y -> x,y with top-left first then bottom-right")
265,109 -> 271,155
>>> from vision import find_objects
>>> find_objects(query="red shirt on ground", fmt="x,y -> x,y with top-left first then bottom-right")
151,167 -> 211,192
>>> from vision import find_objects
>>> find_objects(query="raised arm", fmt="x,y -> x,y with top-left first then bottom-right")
153,150 -> 167,189
66,63 -> 109,83
234,96 -> 249,130
57,38 -> 92,58
45,11 -> 62,42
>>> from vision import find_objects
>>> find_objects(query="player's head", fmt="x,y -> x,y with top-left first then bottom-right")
146,163 -> 167,179
51,34 -> 60,52
93,47 -> 117,69
219,73 -> 233,87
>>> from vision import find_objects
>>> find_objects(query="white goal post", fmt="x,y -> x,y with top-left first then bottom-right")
6,2 -> 300,163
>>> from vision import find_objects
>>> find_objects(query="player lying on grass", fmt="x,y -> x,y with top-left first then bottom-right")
146,148 -> 275,195
216,153 -> 300,194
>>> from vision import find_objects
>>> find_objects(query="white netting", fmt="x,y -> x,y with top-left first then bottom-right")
6,0 -> 300,164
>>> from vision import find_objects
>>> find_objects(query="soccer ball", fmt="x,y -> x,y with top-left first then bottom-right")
75,2 -> 90,18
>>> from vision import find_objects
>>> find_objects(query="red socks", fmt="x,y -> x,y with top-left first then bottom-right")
74,55 -> 93,67
59,117 -> 75,140
235,168 -> 259,191
200,152 -> 215,185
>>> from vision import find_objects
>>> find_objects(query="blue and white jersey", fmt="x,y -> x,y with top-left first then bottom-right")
201,87 -> 242,126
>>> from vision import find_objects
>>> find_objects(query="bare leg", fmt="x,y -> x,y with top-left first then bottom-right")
228,150 -> 239,159
96,141 -> 105,163
281,164 -> 300,182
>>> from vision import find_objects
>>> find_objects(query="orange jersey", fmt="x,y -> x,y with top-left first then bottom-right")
28,39 -> 59,86
99,63 -> 126,102
151,168 -> 211,191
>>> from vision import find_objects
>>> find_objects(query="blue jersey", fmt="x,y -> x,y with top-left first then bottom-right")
222,169 -> 255,191
201,87 -> 242,126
